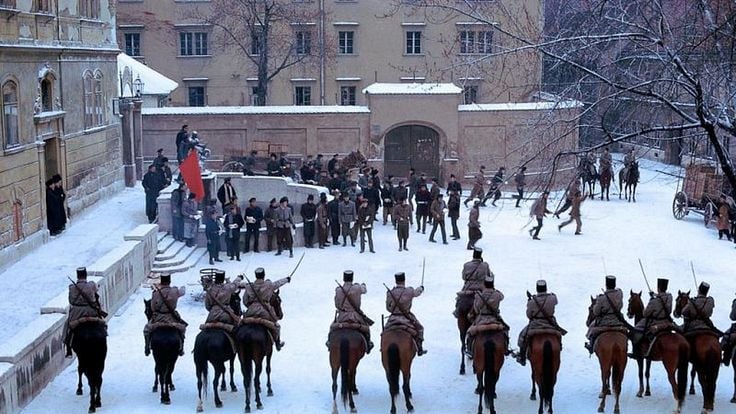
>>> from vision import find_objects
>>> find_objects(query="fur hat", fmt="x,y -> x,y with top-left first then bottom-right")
160,274 -> 171,285
320,192 -> 327,201
307,194 -> 314,201
255,267 -> 265,279
605,275 -> 616,290
394,272 -> 405,283
536,279 -> 547,293
657,278 -> 669,292
215,270 -> 226,283
472,247 -> 483,259
76,267 -> 87,280
343,270 -> 354,282
279,196 -> 289,204
698,282 -> 710,295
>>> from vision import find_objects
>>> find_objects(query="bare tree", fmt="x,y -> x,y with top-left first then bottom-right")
402,0 -> 736,192
189,0 -> 326,105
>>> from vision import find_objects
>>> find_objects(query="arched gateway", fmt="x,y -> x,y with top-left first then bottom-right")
384,125 -> 440,180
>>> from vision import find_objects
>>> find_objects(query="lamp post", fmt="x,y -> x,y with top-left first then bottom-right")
133,75 -> 144,98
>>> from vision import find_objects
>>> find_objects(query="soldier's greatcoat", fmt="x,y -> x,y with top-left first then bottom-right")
241,278 -> 289,321
205,283 -> 239,325
385,285 -> 424,339
146,285 -> 186,334
635,292 -> 673,331
525,292 -> 559,331
68,280 -> 102,323
681,294 -> 715,332
591,288 -> 624,328
335,282 -> 368,326
468,288 -> 505,326
461,259 -> 492,292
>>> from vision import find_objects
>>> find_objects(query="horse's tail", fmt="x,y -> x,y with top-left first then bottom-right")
194,340 -> 208,401
483,339 -> 496,407
676,342 -> 689,402
242,333 -> 254,390
387,343 -> 400,398
702,343 -> 720,407
541,340 -> 555,404
339,338 -> 350,406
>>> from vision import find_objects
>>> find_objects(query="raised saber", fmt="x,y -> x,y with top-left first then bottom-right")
288,251 -> 306,279
689,261 -> 698,290
637,258 -> 652,293
420,257 -> 426,287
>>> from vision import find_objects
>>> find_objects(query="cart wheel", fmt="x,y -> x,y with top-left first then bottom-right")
703,202 -> 715,227
672,191 -> 688,220
221,161 -> 245,173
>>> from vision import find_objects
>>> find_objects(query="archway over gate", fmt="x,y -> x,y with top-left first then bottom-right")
383,124 -> 441,180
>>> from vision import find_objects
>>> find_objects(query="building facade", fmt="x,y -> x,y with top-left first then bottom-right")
117,0 -> 543,107
0,1 -> 122,258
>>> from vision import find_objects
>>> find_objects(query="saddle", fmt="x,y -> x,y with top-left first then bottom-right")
528,328 -> 563,338
330,321 -> 370,335
590,327 -> 628,352
683,328 -> 721,339
468,323 -> 506,336
242,316 -> 279,330
383,321 -> 418,337
148,321 -> 187,333
69,316 -> 107,330
199,323 -> 238,354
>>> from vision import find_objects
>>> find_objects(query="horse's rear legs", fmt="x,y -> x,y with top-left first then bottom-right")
266,354 -> 273,396
530,374 -> 537,400
77,366 -> 84,395
402,372 -> 414,413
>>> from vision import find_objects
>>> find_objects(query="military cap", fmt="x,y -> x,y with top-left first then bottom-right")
76,267 -> 88,280
394,272 -> 405,283
605,275 -> 616,289
255,267 -> 265,279
536,279 -> 547,293
160,274 -> 171,285
473,247 -> 483,259
215,270 -> 226,283
657,278 -> 669,292
698,282 -> 710,295
343,270 -> 354,282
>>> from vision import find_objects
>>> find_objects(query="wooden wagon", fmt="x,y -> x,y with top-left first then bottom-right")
672,163 -> 733,226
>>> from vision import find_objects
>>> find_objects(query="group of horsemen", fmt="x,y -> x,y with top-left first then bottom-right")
580,147 -> 638,179
63,243 -> 736,367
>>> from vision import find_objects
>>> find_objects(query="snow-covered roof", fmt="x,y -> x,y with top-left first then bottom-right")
142,105 -> 371,116
458,100 -> 583,112
362,83 -> 462,95
117,53 -> 178,96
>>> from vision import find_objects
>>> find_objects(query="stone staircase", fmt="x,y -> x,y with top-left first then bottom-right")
153,231 -> 207,274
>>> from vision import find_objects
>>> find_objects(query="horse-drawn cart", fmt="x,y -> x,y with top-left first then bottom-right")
672,163 -> 733,226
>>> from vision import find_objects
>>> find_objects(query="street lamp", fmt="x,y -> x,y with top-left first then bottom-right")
133,75 -> 144,98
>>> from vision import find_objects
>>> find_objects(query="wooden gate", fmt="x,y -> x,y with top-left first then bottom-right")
384,125 -> 439,180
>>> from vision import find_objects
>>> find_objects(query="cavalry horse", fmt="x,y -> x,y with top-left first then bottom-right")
235,289 -> 284,413
598,165 -> 614,201
455,292 -> 474,375
472,330 -> 507,414
71,321 -> 108,413
587,298 -> 627,414
194,328 -> 236,412
527,332 -> 561,414
578,158 -> 598,199
673,291 -> 721,413
381,329 -> 416,414
329,328 -> 367,414
627,291 -> 690,413
144,299 -> 182,405
618,162 -> 639,202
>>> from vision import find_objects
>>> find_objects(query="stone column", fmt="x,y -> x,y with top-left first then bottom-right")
119,99 -> 136,187
132,98 -> 144,180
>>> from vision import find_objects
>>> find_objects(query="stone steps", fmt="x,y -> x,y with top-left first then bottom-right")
154,247 -> 207,274
153,244 -> 198,269
157,235 -> 177,254
156,237 -> 185,260
152,232 -> 207,275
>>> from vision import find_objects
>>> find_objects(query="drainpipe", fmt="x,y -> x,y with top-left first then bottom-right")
319,0 -> 326,104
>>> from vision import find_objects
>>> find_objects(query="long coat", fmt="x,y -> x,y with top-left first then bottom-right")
68,280 -> 102,323
335,282 -> 368,325
150,285 -> 186,326
717,203 -> 730,231
385,285 -> 423,328
338,201 -> 356,224
635,292 -> 673,330
461,259 -> 491,292
240,278 -> 289,321
526,292 -> 559,330
182,199 -> 199,239
468,288 -> 505,326
205,283 -> 238,324
681,294 -> 715,331
590,288 -> 624,327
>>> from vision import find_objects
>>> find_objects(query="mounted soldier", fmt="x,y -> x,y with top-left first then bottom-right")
585,276 -> 626,354
632,278 -> 677,350
384,272 -> 427,356
203,270 -> 240,332
623,148 -> 636,169
599,148 -> 613,176
516,280 -> 566,366
466,274 -> 507,356
328,270 -> 374,353
454,247 -> 492,317
144,273 -> 187,356
722,294 -> 736,365
238,267 -> 291,351
64,267 -> 107,357
680,282 -> 716,335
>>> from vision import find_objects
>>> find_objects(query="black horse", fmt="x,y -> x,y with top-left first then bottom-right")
235,324 -> 273,413
144,299 -> 182,405
578,158 -> 598,199
194,328 -> 236,412
619,162 -> 640,202
71,321 -> 107,413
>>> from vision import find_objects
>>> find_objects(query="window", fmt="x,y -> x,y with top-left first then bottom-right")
250,86 -> 259,105
41,76 -> 53,111
188,86 -> 205,106
459,30 -> 492,54
2,81 -> 19,148
295,30 -> 312,55
180,32 -> 208,56
295,86 -> 311,106
250,32 -> 262,56
338,31 -> 354,54
79,0 -> 100,19
83,70 -> 105,128
340,86 -> 356,105
124,33 -> 141,56
0,0 -> 17,8
405,31 -> 422,54
35,0 -> 51,12
463,85 -> 478,104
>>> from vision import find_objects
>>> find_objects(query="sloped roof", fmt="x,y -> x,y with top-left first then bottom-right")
117,53 -> 178,96
142,106 -> 371,116
362,83 -> 462,95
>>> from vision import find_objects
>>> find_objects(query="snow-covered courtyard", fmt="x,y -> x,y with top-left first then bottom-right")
21,159 -> 736,414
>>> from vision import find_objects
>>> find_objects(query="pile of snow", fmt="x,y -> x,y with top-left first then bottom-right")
23,158 -> 736,414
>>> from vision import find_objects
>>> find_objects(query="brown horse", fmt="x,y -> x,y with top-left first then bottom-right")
329,328 -> 367,414
618,162 -> 639,202
456,293 -> 474,375
599,167 -> 613,201
627,291 -> 690,413
527,333 -> 561,414
381,329 -> 416,414
472,330 -> 507,414
587,298 -> 627,414
673,291 -> 721,413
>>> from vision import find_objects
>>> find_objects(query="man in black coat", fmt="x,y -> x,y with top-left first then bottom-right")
217,177 -> 238,214
46,179 -> 62,236
266,153 -> 282,176
223,203 -> 244,260
204,210 -> 223,264
327,153 -> 339,175
51,174 -> 67,233
362,180 -> 381,221
300,194 -> 318,247
175,124 -> 189,163
327,190 -> 341,245
243,197 -> 263,253
142,164 -> 162,223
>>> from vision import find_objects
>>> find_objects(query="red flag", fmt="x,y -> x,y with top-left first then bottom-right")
179,150 -> 204,202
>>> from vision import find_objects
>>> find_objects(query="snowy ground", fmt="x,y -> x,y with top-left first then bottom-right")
0,187 -> 147,343
22,158 -> 736,414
